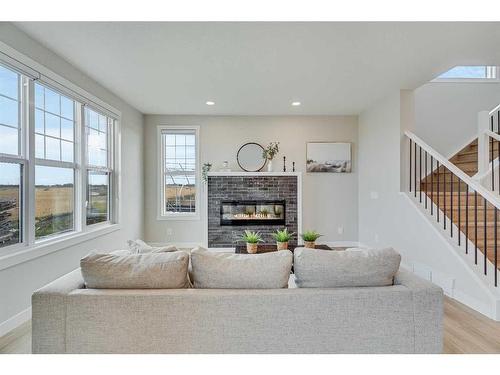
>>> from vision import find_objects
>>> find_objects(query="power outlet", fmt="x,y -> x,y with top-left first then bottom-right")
374,233 -> 379,243
337,226 -> 344,235
166,228 -> 173,236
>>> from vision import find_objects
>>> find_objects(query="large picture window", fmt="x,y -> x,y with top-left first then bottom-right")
159,126 -> 199,219
0,55 -> 119,254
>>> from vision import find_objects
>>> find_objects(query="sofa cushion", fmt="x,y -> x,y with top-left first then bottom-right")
127,239 -> 178,254
294,247 -> 401,288
81,251 -> 190,289
190,247 -> 293,289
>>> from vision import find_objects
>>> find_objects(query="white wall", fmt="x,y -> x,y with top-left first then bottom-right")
144,115 -> 358,245
415,82 -> 500,157
0,24 -> 144,326
359,90 -> 498,319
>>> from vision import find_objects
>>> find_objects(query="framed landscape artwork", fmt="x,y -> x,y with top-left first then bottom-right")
306,142 -> 352,173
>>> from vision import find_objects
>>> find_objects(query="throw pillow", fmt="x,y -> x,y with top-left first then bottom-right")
81,251 -> 190,289
294,247 -> 401,288
190,247 -> 293,289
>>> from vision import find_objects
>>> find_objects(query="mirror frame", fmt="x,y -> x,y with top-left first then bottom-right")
236,142 -> 266,172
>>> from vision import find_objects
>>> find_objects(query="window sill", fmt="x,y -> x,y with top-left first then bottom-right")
157,214 -> 200,221
0,223 -> 121,271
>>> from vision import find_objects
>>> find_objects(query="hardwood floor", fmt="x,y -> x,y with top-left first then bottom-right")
1,297 -> 499,354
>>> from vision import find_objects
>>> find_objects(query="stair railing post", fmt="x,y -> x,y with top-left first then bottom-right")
478,110 -> 490,177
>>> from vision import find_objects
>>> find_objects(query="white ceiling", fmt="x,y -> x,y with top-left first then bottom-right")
14,22 -> 500,115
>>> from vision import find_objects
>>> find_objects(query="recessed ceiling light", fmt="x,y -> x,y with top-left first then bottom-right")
291,101 -> 301,106
206,101 -> 215,106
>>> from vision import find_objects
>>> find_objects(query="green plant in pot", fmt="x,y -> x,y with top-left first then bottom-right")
271,228 -> 295,251
301,230 -> 322,249
241,230 -> 264,254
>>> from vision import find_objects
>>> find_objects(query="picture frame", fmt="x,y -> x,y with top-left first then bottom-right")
306,142 -> 352,173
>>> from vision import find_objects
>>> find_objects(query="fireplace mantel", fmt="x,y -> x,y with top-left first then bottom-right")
207,171 -> 301,177
204,172 -> 302,248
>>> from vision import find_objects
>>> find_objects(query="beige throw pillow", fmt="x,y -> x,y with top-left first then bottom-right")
294,247 -> 401,288
190,247 -> 293,289
81,251 -> 190,289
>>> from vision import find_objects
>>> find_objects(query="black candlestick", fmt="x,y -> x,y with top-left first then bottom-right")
292,162 -> 295,172
283,156 -> 286,172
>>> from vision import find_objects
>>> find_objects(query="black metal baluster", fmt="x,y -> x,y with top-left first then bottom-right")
409,139 -> 412,192
425,151 -> 428,209
484,197 -> 488,275
444,170 -> 447,230
450,173 -> 453,237
437,162 -> 440,223
414,143 -> 417,197
431,156 -> 434,216
492,116 -> 495,192
498,112 -> 500,195
466,185 -> 469,254
475,191 -> 478,265
419,147 -> 422,203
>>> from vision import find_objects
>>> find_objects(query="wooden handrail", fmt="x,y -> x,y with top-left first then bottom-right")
404,130 -> 500,210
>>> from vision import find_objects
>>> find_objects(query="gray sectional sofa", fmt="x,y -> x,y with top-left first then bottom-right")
32,267 -> 443,354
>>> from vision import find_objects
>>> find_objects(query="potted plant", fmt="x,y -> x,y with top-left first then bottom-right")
262,142 -> 280,172
301,230 -> 322,249
241,230 -> 264,254
271,228 -> 295,251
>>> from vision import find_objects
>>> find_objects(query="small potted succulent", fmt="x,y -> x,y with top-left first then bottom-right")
271,228 -> 295,251
241,230 -> 264,254
301,230 -> 322,249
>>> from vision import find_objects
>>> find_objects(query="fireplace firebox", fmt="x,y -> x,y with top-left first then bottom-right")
220,200 -> 286,226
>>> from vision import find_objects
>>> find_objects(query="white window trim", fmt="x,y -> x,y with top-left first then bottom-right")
432,66 -> 500,83
157,125 -> 200,221
0,44 -> 122,269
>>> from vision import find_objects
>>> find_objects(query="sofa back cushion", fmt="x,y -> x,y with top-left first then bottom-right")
81,251 -> 190,289
294,247 -> 401,288
190,248 -> 293,289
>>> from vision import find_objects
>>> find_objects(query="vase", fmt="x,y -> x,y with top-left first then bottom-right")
304,241 -> 316,249
276,241 -> 288,251
267,160 -> 273,172
247,243 -> 258,254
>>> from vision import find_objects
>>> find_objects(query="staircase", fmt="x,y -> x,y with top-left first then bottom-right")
407,131 -> 500,288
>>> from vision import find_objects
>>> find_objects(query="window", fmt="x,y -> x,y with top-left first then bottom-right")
85,107 -> 113,226
159,126 -> 199,219
0,162 -> 22,248
34,83 -> 76,239
0,64 -> 23,249
435,66 -> 498,81
0,54 -> 120,254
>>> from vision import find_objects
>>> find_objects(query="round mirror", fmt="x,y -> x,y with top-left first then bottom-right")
237,142 -> 266,172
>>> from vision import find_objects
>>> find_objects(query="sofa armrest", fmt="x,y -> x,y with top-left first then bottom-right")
394,269 -> 444,353
32,268 -> 85,354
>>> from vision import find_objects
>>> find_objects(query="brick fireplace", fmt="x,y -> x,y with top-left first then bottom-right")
206,172 -> 302,248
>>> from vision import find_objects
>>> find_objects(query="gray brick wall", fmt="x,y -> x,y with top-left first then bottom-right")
207,176 -> 298,247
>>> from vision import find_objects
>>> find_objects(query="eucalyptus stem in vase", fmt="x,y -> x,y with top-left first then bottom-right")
262,142 -> 280,172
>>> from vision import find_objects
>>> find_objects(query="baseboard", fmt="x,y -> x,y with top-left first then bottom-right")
0,306 -> 31,337
453,289 -> 499,321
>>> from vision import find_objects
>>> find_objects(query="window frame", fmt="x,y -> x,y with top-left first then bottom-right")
157,125 -> 200,221
83,106 -> 116,228
433,66 -> 500,83
0,45 -> 122,265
